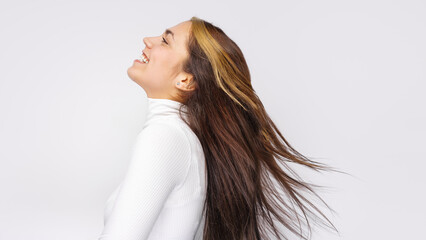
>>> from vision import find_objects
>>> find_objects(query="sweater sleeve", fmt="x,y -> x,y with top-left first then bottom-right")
99,122 -> 191,240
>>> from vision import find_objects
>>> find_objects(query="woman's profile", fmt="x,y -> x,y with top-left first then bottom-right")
99,16 -> 340,240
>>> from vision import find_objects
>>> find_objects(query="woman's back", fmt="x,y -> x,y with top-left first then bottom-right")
99,97 -> 207,240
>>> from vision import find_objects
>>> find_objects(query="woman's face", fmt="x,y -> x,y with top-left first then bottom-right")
127,20 -> 193,100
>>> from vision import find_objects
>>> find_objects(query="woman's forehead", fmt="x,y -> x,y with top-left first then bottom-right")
167,21 -> 191,43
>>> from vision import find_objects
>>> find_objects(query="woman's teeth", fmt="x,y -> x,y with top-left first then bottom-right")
141,53 -> 149,63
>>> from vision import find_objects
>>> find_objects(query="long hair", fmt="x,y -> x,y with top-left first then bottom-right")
174,16 -> 341,240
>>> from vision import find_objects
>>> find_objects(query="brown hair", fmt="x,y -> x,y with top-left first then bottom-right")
175,16 -> 342,240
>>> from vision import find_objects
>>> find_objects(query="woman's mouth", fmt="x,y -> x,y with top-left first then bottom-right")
140,52 -> 150,63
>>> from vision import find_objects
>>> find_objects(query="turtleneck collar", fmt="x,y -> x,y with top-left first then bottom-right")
145,97 -> 188,124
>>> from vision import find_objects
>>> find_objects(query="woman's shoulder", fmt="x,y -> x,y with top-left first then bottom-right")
146,115 -> 187,130
131,120 -> 193,178
137,118 -> 202,161
138,120 -> 190,144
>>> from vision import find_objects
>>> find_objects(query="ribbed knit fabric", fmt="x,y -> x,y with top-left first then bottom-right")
98,97 -> 207,240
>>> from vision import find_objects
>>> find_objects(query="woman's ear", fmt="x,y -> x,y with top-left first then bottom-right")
176,73 -> 195,92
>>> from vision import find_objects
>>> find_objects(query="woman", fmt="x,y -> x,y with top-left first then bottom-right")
99,17 -> 339,240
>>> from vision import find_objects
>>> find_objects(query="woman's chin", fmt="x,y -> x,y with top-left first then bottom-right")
127,67 -> 138,81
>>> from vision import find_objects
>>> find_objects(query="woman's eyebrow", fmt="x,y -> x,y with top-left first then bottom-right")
164,29 -> 175,41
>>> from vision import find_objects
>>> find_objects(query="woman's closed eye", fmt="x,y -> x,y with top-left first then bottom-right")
162,37 -> 168,45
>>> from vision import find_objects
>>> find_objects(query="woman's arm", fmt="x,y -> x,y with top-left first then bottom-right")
99,122 -> 191,240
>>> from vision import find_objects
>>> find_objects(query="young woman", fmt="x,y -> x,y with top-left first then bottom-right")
99,16 -> 339,240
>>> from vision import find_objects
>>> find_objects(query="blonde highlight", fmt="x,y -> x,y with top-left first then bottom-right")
190,17 -> 258,112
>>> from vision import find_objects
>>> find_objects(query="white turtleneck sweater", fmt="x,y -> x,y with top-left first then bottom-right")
98,97 -> 207,240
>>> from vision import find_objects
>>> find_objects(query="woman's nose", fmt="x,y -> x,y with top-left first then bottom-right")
143,37 -> 152,48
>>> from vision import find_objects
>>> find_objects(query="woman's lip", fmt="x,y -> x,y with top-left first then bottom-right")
134,59 -> 144,64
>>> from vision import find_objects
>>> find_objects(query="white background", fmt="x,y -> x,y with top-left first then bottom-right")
0,0 -> 425,239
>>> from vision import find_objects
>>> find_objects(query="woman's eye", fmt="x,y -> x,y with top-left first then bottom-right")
162,37 -> 168,45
